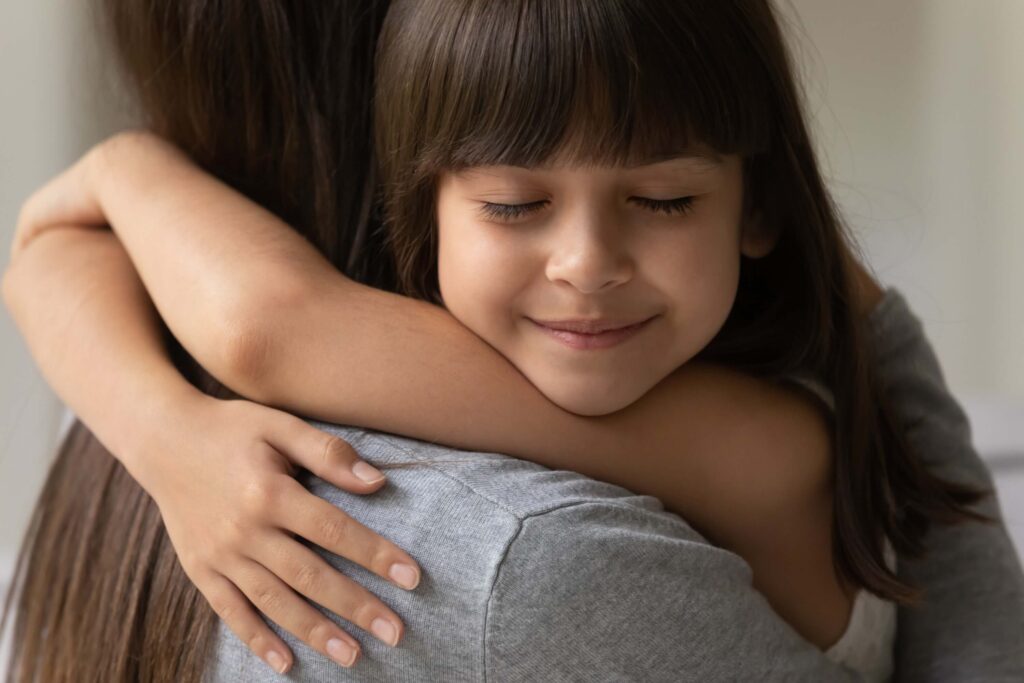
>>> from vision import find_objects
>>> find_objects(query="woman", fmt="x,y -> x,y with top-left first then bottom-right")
2,0 -> 1024,679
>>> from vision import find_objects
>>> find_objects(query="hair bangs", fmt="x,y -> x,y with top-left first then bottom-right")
402,0 -> 774,179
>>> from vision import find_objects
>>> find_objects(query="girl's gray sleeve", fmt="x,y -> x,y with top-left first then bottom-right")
870,289 -> 1024,680
484,502 -> 862,682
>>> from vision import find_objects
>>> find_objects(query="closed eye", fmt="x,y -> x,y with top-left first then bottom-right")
477,200 -> 548,221
477,196 -> 697,222
628,196 -> 696,216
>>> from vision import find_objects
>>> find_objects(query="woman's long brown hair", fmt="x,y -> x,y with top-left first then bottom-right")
2,1 -> 991,681
2,1 -> 393,681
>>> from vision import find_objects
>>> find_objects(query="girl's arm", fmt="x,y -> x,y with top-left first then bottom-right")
24,131 -> 821,525
2,229 -> 423,674
16,131 -> 840,639
18,133 -> 1020,664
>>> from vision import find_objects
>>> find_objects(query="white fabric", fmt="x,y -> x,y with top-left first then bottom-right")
783,375 -> 897,681
824,542 -> 898,681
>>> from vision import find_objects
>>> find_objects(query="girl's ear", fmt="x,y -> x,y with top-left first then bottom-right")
740,210 -> 780,259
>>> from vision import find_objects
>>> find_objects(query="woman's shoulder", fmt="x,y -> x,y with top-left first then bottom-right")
483,496 -> 853,682
304,420 -> 710,537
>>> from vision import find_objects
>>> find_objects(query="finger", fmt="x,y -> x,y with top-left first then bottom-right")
231,559 -> 363,669
265,415 -> 387,492
201,572 -> 296,675
254,531 -> 407,647
274,477 -> 422,591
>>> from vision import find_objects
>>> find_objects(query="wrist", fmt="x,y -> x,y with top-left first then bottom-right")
115,371 -> 212,489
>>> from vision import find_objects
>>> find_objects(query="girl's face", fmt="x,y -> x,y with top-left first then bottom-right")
436,149 -> 775,416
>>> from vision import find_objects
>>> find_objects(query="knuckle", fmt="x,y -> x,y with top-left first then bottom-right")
367,543 -> 394,576
320,436 -> 352,468
252,585 -> 284,615
245,631 -> 272,655
219,516 -> 249,550
211,597 -> 237,623
240,475 -> 280,516
292,561 -> 323,595
349,598 -> 379,629
302,621 -> 332,648
316,513 -> 351,548
206,587 -> 240,623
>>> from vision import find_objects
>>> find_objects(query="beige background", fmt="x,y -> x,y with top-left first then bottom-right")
2,0 -> 1022,603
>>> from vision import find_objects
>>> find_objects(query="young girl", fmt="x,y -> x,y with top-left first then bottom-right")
6,0 -> 1022,680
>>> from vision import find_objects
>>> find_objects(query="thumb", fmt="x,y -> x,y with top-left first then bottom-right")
265,413 -> 387,493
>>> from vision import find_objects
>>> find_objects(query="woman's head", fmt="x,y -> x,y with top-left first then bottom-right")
374,0 -> 827,413
100,0 -> 396,287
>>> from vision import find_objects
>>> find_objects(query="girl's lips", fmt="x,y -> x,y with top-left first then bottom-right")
529,316 -> 657,350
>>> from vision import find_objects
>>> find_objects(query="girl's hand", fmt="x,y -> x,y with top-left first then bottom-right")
11,132 -> 425,672
138,392 -> 421,673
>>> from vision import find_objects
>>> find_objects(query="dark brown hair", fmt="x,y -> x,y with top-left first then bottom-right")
370,0 -> 990,603
2,1 -> 991,681
2,1 -> 393,681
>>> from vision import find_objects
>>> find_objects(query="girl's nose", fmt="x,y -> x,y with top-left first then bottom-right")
544,219 -> 634,294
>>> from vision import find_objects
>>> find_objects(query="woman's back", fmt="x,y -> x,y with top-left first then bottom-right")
205,423 -> 855,681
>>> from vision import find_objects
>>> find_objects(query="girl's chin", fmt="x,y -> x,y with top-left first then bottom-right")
529,376 -> 646,417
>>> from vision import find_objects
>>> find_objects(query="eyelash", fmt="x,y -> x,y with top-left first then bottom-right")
478,196 -> 696,221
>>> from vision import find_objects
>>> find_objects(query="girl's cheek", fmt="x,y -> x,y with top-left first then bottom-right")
437,231 -> 515,323
462,228 -> 537,284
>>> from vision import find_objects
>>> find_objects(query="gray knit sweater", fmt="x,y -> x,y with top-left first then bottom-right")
206,289 -> 1024,682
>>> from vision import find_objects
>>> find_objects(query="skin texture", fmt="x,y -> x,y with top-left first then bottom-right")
1,230 -> 411,672
5,132 -> 854,661
435,153 -> 777,416
435,155 -> 853,644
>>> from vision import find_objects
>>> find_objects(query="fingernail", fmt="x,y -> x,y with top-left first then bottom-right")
327,637 -> 358,667
388,562 -> 420,590
265,650 -> 288,674
352,460 -> 386,484
370,617 -> 399,646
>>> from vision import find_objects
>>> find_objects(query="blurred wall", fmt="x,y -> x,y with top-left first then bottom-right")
785,0 -> 1024,553
0,0 -> 131,581
1,0 -> 1022,592
788,0 -> 1024,404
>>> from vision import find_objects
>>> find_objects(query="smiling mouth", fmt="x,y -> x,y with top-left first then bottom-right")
530,317 -> 651,334
528,316 -> 657,350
